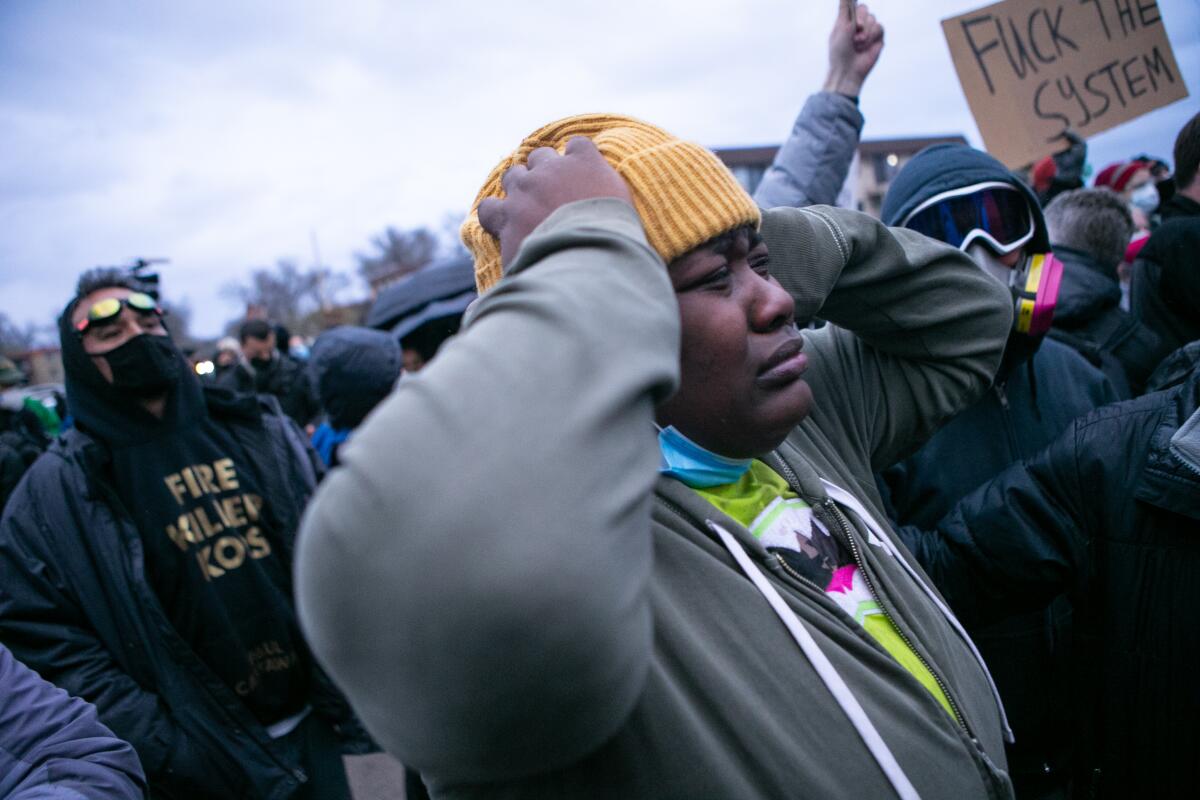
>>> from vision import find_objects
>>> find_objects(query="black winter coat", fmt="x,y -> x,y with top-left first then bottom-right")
217,355 -> 317,428
916,359 -> 1200,798
1048,245 -> 1166,397
1131,218 -> 1200,356
0,389 -> 371,799
880,337 -> 1116,789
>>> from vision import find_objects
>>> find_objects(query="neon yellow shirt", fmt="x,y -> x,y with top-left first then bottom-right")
695,461 -> 956,720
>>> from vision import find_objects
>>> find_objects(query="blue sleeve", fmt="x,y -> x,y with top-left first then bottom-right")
0,644 -> 146,800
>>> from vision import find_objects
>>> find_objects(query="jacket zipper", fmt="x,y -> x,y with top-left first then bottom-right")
766,455 -> 971,733
818,497 -> 969,732
1173,449 -> 1200,480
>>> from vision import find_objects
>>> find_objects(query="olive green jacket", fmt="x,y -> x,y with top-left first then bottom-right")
296,198 -> 1016,798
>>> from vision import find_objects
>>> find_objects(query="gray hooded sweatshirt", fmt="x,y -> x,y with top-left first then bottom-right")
296,199 -> 1015,799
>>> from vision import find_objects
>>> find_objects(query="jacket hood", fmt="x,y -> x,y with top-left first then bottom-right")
57,300 -> 205,448
881,144 -> 1051,255
308,326 -> 401,429
1050,246 -> 1121,326
365,257 -> 476,341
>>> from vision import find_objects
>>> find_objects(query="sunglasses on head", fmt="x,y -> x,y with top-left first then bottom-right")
74,292 -> 162,334
901,181 -> 1035,255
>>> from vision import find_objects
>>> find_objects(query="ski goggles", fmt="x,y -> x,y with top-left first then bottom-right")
901,182 -> 1035,254
74,291 -> 162,334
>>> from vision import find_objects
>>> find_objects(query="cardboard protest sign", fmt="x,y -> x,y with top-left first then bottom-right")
942,0 -> 1190,167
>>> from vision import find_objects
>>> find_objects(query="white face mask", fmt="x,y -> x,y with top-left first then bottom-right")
1130,182 -> 1160,213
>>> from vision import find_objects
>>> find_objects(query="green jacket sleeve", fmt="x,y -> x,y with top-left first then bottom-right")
295,198 -> 680,782
761,205 -> 1014,472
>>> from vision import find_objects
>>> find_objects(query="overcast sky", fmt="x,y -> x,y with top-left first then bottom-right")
2,0 -> 1198,339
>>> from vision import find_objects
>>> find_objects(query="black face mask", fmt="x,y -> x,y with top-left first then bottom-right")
102,334 -> 182,397
250,355 -> 274,371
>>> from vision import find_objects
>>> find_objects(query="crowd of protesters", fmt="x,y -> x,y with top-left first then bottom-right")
1,3 -> 1199,798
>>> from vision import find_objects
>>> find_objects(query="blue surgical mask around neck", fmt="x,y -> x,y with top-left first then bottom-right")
658,425 -> 753,488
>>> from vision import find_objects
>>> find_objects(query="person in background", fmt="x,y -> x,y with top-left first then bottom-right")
1094,158 -> 1157,289
297,105 -> 1018,797
879,143 -> 1116,799
1155,111 -> 1200,222
219,318 -> 318,426
307,326 -> 402,468
0,268 -> 371,798
1131,218 -> 1200,358
1,642 -> 146,799
1132,113 -> 1200,357
1094,159 -> 1158,229
213,335 -> 241,381
914,348 -> 1200,798
1030,131 -> 1088,208
750,0 -> 884,209
1043,188 -> 1166,397
0,358 -> 58,513
288,333 -> 311,362
365,256 -> 477,373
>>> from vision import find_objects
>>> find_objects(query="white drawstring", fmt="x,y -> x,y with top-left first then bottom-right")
819,479 -> 1013,744
709,520 -> 922,800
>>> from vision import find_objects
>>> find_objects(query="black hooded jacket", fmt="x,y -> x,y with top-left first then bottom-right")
879,143 -> 1117,790
217,352 -> 318,429
308,326 -> 401,431
1048,245 -> 1166,397
1131,218 -> 1200,357
0,313 -> 371,799
914,352 -> 1200,798
1158,191 -> 1200,222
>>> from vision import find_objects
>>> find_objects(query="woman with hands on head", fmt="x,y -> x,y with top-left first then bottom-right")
297,114 -> 1017,799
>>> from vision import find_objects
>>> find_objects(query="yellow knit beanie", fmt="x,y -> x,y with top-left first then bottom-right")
462,113 -> 762,293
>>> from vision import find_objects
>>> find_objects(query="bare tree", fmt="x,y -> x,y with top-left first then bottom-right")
356,226 -> 440,289
438,211 -> 471,261
159,299 -> 193,347
0,312 -> 45,355
221,259 -> 337,335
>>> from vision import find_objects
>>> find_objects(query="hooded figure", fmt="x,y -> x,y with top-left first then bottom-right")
307,326 -> 402,467
1131,218 -> 1200,356
0,270 -> 370,798
879,143 -> 1117,798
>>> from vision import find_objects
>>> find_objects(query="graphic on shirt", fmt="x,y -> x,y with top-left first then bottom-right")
161,458 -> 272,581
825,564 -> 883,624
235,638 -> 304,698
749,495 -> 847,587
694,460 -> 957,720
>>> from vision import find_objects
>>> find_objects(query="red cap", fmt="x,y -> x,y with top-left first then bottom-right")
1095,160 -> 1151,193
1032,157 -> 1057,193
